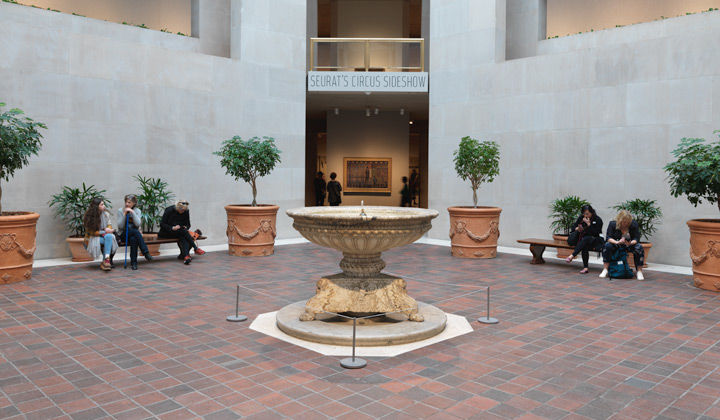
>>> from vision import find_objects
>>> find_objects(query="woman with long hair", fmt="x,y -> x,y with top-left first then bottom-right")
600,210 -> 645,280
565,204 -> 603,274
83,198 -> 118,271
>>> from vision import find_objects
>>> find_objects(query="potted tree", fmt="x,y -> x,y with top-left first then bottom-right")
611,199 -> 662,268
448,136 -> 501,258
135,175 -> 174,256
549,195 -> 589,258
0,102 -> 46,283
665,134 -> 720,291
49,184 -> 110,262
214,136 -> 281,257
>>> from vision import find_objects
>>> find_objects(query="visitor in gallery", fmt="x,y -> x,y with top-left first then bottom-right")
599,210 -> 645,280
82,198 -> 118,271
400,176 -> 412,207
409,169 -> 419,205
327,172 -> 342,206
116,194 -> 153,270
565,204 -> 604,274
314,171 -> 326,206
158,201 -> 205,265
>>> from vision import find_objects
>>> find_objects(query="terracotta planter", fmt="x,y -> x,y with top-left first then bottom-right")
626,242 -> 652,269
66,237 -> 93,262
553,234 -> 571,258
688,219 -> 720,292
448,206 -> 501,258
225,205 -> 279,257
0,212 -> 40,283
142,233 -> 161,256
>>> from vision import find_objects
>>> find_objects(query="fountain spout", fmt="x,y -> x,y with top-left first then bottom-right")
360,200 -> 367,218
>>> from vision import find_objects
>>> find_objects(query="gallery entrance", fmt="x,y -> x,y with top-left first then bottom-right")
305,94 -> 428,208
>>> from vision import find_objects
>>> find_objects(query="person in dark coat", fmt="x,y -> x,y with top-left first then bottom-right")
599,210 -> 645,280
565,204 -> 603,274
158,201 -> 204,265
314,171 -> 326,206
327,172 -> 342,206
400,176 -> 412,207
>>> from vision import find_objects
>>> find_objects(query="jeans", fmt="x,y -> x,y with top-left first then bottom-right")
602,242 -> 644,271
123,226 -> 150,264
567,235 -> 603,268
100,234 -> 114,257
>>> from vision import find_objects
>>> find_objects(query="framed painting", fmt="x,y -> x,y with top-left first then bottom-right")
343,158 -> 392,194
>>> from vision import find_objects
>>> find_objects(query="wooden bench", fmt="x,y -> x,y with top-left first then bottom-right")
118,235 -> 206,248
517,238 -> 575,264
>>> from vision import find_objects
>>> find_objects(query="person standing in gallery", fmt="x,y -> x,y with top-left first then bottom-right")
314,171 -> 326,206
400,176 -> 412,207
327,172 -> 342,206
409,169 -> 419,205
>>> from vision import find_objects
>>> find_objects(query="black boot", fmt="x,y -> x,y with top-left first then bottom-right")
109,253 -> 115,269
131,262 -> 138,270
142,249 -> 153,261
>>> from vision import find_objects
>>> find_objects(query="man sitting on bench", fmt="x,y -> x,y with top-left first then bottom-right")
158,200 -> 205,265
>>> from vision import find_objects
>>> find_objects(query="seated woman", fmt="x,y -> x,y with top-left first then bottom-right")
83,198 -> 118,271
565,204 -> 604,274
117,194 -> 153,270
158,200 -> 204,265
599,210 -> 645,280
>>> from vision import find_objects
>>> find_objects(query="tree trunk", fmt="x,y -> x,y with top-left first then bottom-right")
251,179 -> 257,207
472,187 -> 478,209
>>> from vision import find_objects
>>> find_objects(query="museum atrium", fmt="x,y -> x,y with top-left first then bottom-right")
1,0 -> 720,418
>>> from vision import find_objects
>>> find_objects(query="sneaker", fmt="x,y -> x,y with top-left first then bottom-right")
636,271 -> 644,281
194,248 -> 205,256
101,258 -> 112,271
183,256 -> 192,265
599,268 -> 608,278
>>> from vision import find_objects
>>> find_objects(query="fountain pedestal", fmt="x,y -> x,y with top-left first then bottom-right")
282,206 -> 445,346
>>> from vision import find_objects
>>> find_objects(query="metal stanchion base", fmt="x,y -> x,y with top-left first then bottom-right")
340,357 -> 367,369
226,315 -> 248,322
477,317 -> 498,324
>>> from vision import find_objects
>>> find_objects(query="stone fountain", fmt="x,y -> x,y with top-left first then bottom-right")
279,205 -> 444,346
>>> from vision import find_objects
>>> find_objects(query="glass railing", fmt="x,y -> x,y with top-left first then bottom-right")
309,38 -> 425,72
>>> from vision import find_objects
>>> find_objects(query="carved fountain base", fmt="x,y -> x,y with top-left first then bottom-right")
299,273 -> 424,322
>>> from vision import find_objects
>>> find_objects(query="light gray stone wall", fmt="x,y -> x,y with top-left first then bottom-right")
429,3 -> 720,266
1,1 -> 306,259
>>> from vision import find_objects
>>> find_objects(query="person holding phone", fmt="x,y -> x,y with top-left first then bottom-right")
599,210 -> 645,280
158,200 -> 205,265
565,204 -> 603,274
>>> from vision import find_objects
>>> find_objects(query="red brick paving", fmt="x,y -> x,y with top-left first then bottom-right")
0,243 -> 719,419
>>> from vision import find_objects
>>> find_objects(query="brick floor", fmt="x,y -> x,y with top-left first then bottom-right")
1,243 -> 720,419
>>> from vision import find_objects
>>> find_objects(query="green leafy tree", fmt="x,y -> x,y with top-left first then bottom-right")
214,136 -> 281,206
665,134 -> 720,213
48,183 -> 111,237
134,175 -> 174,233
549,195 -> 590,236
612,199 -> 663,242
453,136 -> 500,208
0,102 -> 47,214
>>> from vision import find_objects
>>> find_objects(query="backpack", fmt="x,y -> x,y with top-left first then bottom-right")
608,247 -> 634,279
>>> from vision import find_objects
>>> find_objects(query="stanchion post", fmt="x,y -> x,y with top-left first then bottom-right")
340,317 -> 367,369
477,286 -> 499,324
226,285 -> 248,322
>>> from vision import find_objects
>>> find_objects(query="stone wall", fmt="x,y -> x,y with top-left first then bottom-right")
0,1 -> 306,259
429,1 -> 720,266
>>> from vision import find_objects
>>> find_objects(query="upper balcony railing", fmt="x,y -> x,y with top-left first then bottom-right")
309,38 -> 425,72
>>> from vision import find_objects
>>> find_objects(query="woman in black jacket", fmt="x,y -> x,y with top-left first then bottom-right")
599,210 -> 644,280
158,201 -> 204,264
565,204 -> 604,274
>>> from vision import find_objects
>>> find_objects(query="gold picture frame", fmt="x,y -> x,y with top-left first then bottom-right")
343,158 -> 392,194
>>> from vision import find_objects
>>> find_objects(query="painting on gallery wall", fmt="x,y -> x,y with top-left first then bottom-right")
343,158 -> 392,194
